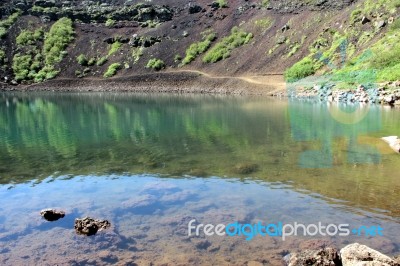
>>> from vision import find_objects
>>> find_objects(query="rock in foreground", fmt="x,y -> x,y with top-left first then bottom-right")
286,247 -> 341,266
74,217 -> 111,236
40,209 -> 65,221
340,243 -> 399,266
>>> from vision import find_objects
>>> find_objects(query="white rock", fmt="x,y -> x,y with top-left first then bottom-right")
340,243 -> 399,266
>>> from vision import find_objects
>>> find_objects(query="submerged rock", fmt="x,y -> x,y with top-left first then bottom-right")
40,209 -> 65,221
340,243 -> 399,266
74,217 -> 111,236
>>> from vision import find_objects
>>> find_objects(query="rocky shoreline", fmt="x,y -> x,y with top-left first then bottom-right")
287,243 -> 400,266
0,72 -> 277,95
271,81 -> 400,105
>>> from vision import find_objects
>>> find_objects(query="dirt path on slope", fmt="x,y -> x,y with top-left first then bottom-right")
167,70 -> 286,93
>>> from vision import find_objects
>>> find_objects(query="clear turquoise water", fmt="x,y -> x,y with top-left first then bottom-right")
0,93 -> 399,265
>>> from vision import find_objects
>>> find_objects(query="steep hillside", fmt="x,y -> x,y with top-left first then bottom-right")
0,0 -> 398,88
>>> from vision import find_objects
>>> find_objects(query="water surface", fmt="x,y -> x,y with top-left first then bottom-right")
0,93 -> 399,265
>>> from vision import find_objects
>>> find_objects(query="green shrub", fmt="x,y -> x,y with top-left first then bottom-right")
76,54 -> 88,66
254,18 -> 272,30
12,54 -> 32,81
108,41 -> 122,56
87,58 -> 96,66
217,0 -> 228,8
34,65 -> 59,82
261,0 -> 269,7
131,47 -> 144,63
377,63 -> 400,81
16,30 -> 34,46
43,17 -> 74,65
174,54 -> 182,62
203,27 -> 252,63
390,18 -> 400,31
96,56 -> 108,66
104,63 -> 121,77
146,58 -> 165,71
0,27 -> 7,39
350,9 -> 362,24
0,10 -> 21,29
182,33 -> 216,65
105,19 -> 116,27
285,57 -> 317,82
0,49 -> 5,63
33,28 -> 44,40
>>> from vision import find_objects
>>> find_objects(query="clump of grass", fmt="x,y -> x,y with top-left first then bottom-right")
131,47 -> 144,63
285,57 -> 317,82
108,41 -> 122,56
105,19 -> 115,27
104,63 -> 121,78
203,27 -> 253,63
0,10 -> 21,38
76,54 -> 88,66
16,28 -> 44,46
146,58 -> 165,71
254,18 -> 272,30
0,49 -> 5,63
261,0 -> 269,8
350,9 -> 362,24
217,0 -> 228,8
182,32 -> 216,65
96,56 -> 108,66
390,18 -> 400,31
87,58 -> 96,66
12,54 -> 32,81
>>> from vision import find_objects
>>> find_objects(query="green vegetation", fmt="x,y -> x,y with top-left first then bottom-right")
285,57 -> 317,82
42,17 -> 74,66
261,0 -> 270,8
350,9 -> 362,24
254,18 -> 273,31
105,18 -> 116,27
174,54 -> 182,63
287,42 -> 301,57
76,54 -> 88,66
203,27 -> 253,63
217,0 -> 228,8
16,29 -> 44,46
104,63 -> 121,78
0,10 -> 21,38
96,56 -> 108,66
131,47 -> 144,63
87,58 -> 96,66
182,32 -> 216,65
0,49 -> 5,63
11,17 -> 74,83
146,58 -> 165,71
390,18 -> 400,31
12,54 -> 32,81
108,41 -> 122,56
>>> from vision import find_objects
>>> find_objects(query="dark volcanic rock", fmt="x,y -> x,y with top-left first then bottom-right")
188,4 -> 202,14
74,217 -> 111,236
40,209 -> 65,221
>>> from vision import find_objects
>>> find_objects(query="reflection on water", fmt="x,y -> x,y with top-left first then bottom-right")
0,93 -> 399,265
